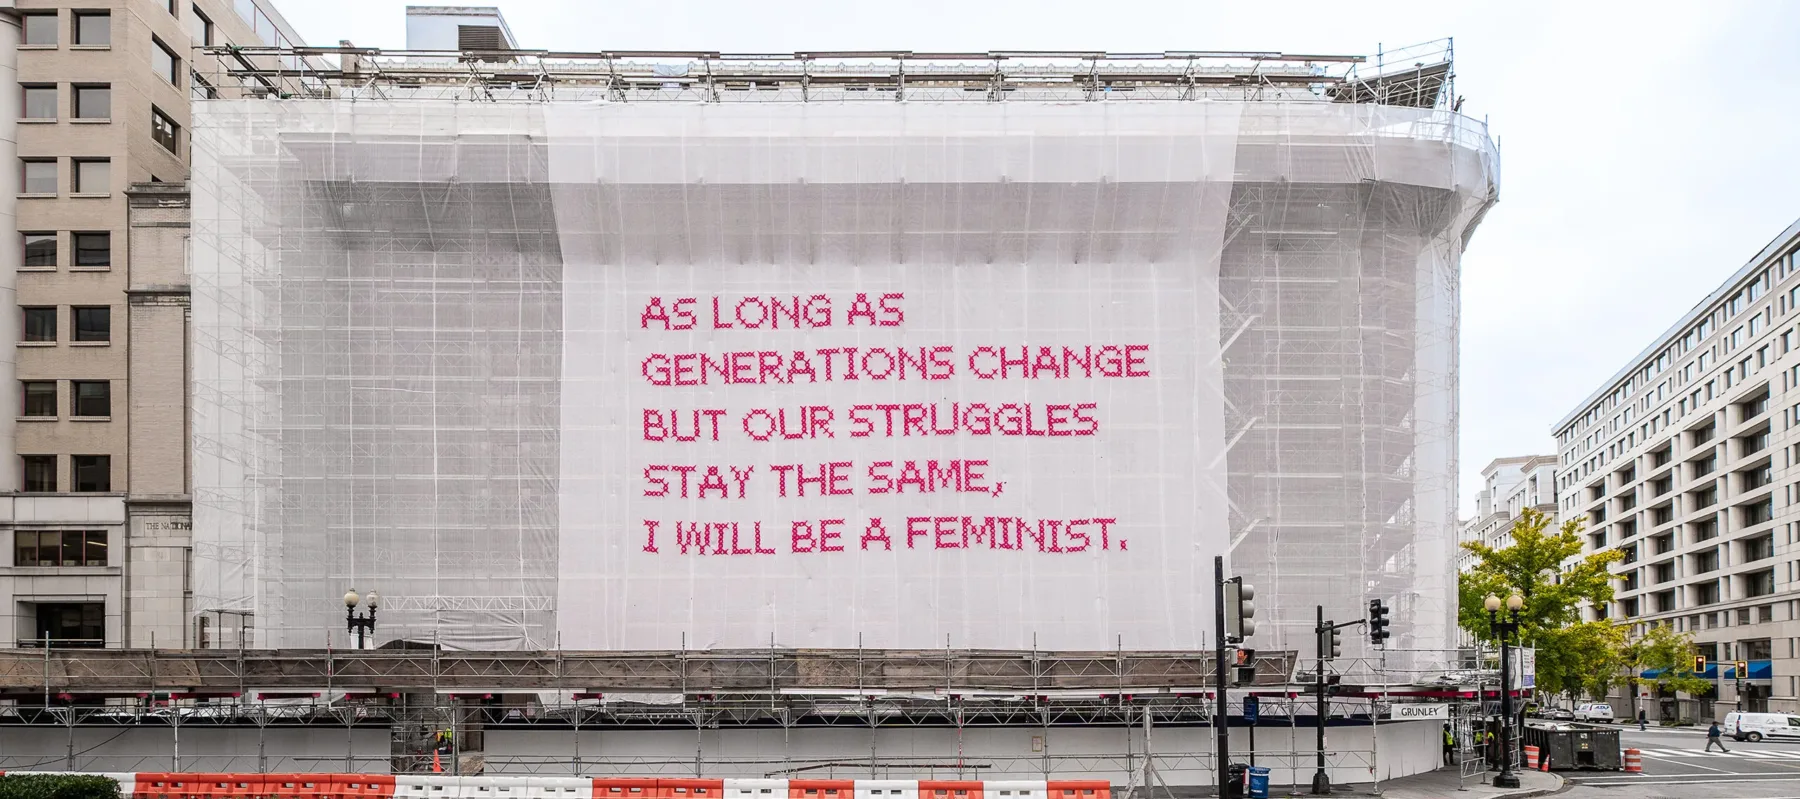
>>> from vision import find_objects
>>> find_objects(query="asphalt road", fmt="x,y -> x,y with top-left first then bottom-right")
1560,724 -> 1800,798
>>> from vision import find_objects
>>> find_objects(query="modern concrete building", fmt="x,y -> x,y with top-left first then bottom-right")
1458,455 -> 1558,574
1556,219 -> 1800,717
0,0 -> 305,649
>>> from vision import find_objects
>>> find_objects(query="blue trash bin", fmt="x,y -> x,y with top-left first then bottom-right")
1246,766 -> 1271,799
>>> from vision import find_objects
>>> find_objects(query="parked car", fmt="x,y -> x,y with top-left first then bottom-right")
1546,706 -> 1575,721
1725,711 -> 1800,742
1573,702 -> 1615,723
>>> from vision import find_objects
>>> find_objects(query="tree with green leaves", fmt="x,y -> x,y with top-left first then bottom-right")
1459,507 -> 1624,696
1624,622 -> 1714,708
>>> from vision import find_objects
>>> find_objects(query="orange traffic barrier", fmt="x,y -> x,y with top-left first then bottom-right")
1522,745 -> 1540,770
918,783 -> 982,799
788,782 -> 853,799
594,781 -> 659,799
1623,749 -> 1642,772
1047,782 -> 1108,799
660,781 -> 723,799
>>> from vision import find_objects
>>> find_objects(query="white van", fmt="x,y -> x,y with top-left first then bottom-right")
1573,702 -> 1615,723
1725,711 -> 1800,742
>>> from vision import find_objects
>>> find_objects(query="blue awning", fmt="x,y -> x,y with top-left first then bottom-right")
1639,659 -> 1770,680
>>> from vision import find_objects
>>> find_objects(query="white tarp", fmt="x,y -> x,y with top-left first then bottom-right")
548,104 -> 1237,649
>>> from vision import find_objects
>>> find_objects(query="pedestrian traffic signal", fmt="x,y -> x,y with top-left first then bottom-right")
1693,654 -> 1708,674
1735,660 -> 1748,679
1233,648 -> 1259,686
1224,578 -> 1256,642
1319,623 -> 1343,660
1368,599 -> 1391,644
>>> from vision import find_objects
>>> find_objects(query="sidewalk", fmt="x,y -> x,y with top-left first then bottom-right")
1345,767 -> 1563,799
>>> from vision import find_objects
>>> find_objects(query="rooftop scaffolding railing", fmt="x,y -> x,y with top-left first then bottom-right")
191,39 -> 1457,108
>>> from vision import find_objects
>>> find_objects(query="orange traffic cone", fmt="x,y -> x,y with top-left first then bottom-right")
1540,753 -> 1550,772
433,750 -> 443,773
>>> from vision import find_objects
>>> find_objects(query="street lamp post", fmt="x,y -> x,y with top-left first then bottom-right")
1485,593 -> 1524,789
345,589 -> 379,650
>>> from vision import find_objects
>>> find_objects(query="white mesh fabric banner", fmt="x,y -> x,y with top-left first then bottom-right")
548,104 -> 1239,649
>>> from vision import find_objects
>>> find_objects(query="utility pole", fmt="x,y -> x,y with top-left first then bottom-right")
1214,556 -> 1229,799
1312,605 -> 1330,795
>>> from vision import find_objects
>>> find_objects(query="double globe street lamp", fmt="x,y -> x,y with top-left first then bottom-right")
345,588 -> 380,650
1485,592 -> 1525,789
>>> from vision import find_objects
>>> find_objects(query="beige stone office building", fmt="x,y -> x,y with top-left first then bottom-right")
0,0 -> 305,648
1559,220 -> 1800,716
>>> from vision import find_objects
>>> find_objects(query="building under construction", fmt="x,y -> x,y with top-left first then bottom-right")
0,8 -> 1498,787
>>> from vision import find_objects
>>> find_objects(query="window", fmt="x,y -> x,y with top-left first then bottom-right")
1743,391 -> 1771,420
22,13 -> 56,45
72,159 -> 108,194
151,38 -> 179,86
189,6 -> 214,45
1742,464 -> 1773,491
14,530 -> 106,567
73,11 -> 110,46
22,159 -> 56,194
72,232 -> 110,267
1623,598 -> 1640,618
21,455 -> 54,492
70,381 -> 108,417
72,307 -> 109,343
1745,570 -> 1777,598
1695,549 -> 1719,573
1693,455 -> 1717,478
21,381 -> 54,417
1654,533 -> 1675,554
72,84 -> 109,119
1653,447 -> 1673,467
1741,429 -> 1772,457
1744,534 -> 1776,561
1693,424 -> 1716,445
1742,499 -> 1774,527
151,107 -> 178,152
1654,562 -> 1676,583
71,455 -> 109,492
22,307 -> 54,342
1693,518 -> 1719,542
22,85 -> 56,119
22,233 -> 55,267
1696,582 -> 1720,605
1653,504 -> 1674,526
1655,590 -> 1676,613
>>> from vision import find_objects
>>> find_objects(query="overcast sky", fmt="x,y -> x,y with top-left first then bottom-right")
271,0 -> 1800,514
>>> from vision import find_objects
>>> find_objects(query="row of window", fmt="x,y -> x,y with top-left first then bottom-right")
22,158 -> 110,196
21,85 -> 182,155
23,231 -> 111,269
21,11 -> 110,47
1565,249 -> 1800,443
14,530 -> 107,568
21,306 -> 111,344
21,454 -> 110,493
21,380 -> 112,419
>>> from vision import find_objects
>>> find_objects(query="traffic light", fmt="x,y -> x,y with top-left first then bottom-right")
1233,648 -> 1258,686
1368,599 -> 1391,644
1319,623 -> 1343,660
1736,660 -> 1749,679
1694,654 -> 1708,674
1224,578 -> 1256,642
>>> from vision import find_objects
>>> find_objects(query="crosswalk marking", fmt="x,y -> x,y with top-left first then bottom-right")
1634,746 -> 1800,759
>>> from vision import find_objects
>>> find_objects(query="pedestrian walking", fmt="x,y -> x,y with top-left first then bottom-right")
1637,708 -> 1647,731
1706,721 -> 1730,752
1443,723 -> 1457,765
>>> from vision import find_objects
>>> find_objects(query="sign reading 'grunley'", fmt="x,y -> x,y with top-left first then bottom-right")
1391,704 -> 1449,721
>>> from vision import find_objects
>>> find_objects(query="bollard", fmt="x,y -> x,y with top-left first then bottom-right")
1623,748 -> 1642,772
